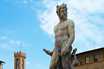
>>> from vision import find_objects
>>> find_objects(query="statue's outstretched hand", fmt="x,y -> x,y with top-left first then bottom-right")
43,48 -> 53,56
43,48 -> 46,51
43,48 -> 49,53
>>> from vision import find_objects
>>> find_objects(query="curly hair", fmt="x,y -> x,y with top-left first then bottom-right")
56,3 -> 67,16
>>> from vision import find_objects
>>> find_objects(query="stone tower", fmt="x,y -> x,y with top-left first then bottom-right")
0,61 -> 5,69
14,51 -> 26,69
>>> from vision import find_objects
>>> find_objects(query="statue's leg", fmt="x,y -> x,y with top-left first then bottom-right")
61,52 -> 70,69
70,64 -> 74,69
49,50 -> 58,69
61,41 -> 72,69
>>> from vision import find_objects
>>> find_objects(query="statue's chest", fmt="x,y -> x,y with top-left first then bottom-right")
59,23 -> 68,30
55,23 -> 68,32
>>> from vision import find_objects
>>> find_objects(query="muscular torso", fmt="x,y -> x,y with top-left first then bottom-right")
54,19 -> 70,49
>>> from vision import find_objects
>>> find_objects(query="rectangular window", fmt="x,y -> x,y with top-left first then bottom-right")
85,57 -> 89,64
16,59 -> 18,69
94,55 -> 98,62
74,59 -> 78,66
22,59 -> 24,69
80,61 -> 82,65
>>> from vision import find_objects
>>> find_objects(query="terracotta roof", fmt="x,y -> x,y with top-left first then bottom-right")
76,47 -> 104,55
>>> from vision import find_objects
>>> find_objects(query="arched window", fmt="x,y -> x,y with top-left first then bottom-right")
22,59 -> 24,69
16,59 -> 18,69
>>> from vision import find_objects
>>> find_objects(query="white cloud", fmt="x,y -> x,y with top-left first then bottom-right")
29,0 -> 32,2
0,44 -> 14,50
0,36 -> 21,45
15,0 -> 27,4
0,36 -> 22,50
23,0 -> 27,4
10,40 -> 20,45
26,61 -> 31,65
35,64 -> 48,69
0,36 -> 8,39
37,0 -> 104,52
64,0 -> 104,13
16,1 -> 21,3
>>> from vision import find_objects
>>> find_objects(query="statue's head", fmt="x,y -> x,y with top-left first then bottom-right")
56,3 -> 67,20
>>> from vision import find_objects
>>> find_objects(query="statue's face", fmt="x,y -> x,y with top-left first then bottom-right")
59,7 -> 67,20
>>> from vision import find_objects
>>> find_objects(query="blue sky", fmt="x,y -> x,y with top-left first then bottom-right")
0,0 -> 104,69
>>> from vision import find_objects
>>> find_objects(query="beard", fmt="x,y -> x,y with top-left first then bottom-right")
60,14 -> 67,20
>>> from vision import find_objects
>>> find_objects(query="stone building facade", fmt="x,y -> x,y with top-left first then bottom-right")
74,47 -> 104,69
14,51 -> 26,69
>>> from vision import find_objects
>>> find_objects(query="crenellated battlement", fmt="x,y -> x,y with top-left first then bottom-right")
14,51 -> 26,58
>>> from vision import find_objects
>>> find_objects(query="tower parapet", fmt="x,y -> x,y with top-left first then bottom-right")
14,51 -> 26,58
